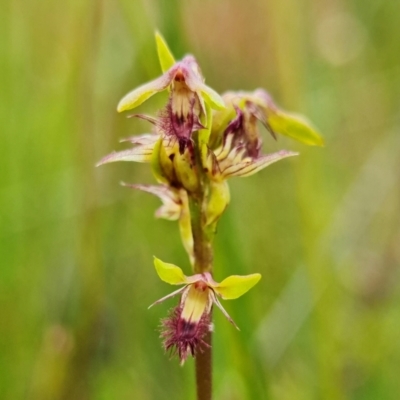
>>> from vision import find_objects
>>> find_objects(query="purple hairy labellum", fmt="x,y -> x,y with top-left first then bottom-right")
154,279 -> 214,364
161,305 -> 211,364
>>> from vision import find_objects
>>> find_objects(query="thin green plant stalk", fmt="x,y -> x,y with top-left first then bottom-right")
190,181 -> 214,399
195,327 -> 212,400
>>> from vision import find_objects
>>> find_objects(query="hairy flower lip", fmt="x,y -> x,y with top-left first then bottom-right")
161,305 -> 211,365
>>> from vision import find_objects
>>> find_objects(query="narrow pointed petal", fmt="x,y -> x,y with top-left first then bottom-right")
199,83 -> 225,110
155,31 -> 176,73
153,257 -> 188,285
148,286 -> 187,308
119,133 -> 159,145
268,111 -> 324,146
210,291 -> 239,330
127,113 -> 159,125
223,150 -> 298,178
96,145 -> 154,166
117,71 -> 175,112
212,273 -> 261,300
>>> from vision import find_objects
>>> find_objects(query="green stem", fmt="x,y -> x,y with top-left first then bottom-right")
190,192 -> 214,399
195,326 -> 212,400
191,197 -> 213,274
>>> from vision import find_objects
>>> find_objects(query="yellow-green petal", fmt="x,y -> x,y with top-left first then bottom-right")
199,84 -> 225,111
205,180 -> 230,226
153,257 -> 187,285
209,105 -> 237,147
151,137 -> 169,184
155,31 -> 176,73
268,111 -> 324,146
213,273 -> 262,299
117,73 -> 173,112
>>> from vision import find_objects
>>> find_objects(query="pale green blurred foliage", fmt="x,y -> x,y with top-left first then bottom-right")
1,0 -> 400,399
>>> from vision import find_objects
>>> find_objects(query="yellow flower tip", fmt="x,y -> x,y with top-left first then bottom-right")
153,256 -> 187,285
117,90 -> 144,112
117,95 -> 133,113
315,135 -> 325,147
116,102 -> 125,113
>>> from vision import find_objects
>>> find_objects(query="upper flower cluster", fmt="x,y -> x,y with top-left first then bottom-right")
97,31 -> 323,261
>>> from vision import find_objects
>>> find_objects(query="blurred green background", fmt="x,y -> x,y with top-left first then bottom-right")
1,0 -> 400,399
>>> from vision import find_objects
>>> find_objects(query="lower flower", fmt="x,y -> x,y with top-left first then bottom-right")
149,257 -> 261,364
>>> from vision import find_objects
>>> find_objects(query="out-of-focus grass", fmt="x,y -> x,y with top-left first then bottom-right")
1,0 -> 399,399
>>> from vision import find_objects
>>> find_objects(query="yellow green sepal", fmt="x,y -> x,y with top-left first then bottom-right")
268,111 -> 324,146
153,257 -> 187,285
155,31 -> 176,73
214,273 -> 262,299
200,85 -> 225,111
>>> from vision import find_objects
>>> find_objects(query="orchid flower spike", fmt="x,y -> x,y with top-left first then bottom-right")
149,257 -> 261,364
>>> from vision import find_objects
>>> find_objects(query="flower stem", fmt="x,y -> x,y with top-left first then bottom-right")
190,190 -> 214,399
195,325 -> 212,400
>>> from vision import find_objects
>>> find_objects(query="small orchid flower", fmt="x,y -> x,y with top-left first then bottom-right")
149,257 -> 261,364
205,91 -> 305,181
212,89 -> 324,148
117,33 -> 224,153
199,89 -> 324,225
